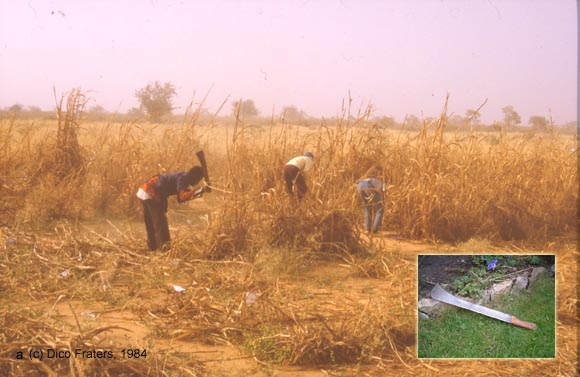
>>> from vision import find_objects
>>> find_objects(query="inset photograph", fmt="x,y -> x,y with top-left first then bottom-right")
418,255 -> 555,358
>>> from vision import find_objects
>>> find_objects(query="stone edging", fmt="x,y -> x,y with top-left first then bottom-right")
418,266 -> 553,319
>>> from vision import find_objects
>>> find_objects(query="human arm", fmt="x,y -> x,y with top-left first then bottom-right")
177,186 -> 208,202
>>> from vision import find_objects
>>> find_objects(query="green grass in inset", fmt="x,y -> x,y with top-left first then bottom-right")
418,275 -> 555,358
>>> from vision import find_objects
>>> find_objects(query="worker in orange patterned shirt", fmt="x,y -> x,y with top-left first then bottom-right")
136,166 -> 209,251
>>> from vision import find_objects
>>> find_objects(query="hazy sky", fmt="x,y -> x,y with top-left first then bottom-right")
0,0 -> 577,124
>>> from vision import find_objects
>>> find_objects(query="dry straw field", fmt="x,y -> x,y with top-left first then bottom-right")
0,90 -> 577,376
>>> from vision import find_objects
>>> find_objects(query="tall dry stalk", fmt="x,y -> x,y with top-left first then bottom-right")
53,88 -> 89,178
0,94 -> 576,240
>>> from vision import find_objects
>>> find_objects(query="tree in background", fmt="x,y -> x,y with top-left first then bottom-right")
135,81 -> 176,122
465,108 -> 481,125
232,99 -> 259,118
282,105 -> 307,123
87,105 -> 109,121
403,114 -> 421,130
27,105 -> 43,114
89,105 -> 107,115
502,106 -> 521,127
448,114 -> 467,128
127,107 -> 145,117
529,115 -> 547,131
8,104 -> 23,113
563,121 -> 577,133
377,115 -> 397,129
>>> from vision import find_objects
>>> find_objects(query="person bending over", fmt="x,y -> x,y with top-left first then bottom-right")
136,166 -> 209,251
357,177 -> 385,233
284,151 -> 314,200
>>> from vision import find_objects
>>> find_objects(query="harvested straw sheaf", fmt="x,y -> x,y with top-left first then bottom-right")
315,209 -> 360,253
52,88 -> 89,179
268,208 -> 360,253
204,191 -> 363,260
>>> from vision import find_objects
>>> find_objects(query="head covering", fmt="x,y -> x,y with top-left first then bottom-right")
304,151 -> 314,160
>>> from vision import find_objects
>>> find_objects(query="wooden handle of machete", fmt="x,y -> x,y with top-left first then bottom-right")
511,316 -> 537,330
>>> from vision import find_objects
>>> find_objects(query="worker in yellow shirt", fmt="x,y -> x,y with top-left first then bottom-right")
283,152 -> 314,200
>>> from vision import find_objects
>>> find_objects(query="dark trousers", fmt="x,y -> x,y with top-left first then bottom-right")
141,199 -> 170,251
284,165 -> 307,199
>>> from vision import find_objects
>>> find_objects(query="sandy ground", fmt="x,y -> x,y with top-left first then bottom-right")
22,213 -> 434,376
2,202 -> 576,376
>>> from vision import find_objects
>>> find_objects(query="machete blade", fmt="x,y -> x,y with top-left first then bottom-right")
430,284 -> 537,330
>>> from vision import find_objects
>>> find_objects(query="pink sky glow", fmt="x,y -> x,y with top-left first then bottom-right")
0,0 -> 577,124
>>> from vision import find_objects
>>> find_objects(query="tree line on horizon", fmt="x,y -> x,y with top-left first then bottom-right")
1,81 -> 576,132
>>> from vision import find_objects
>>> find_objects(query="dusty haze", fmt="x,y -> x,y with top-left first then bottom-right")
0,0 -> 576,124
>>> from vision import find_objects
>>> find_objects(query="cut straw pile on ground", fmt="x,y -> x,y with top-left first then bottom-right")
0,90 -> 577,375
0,225 -> 417,374
1,226 -> 576,375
